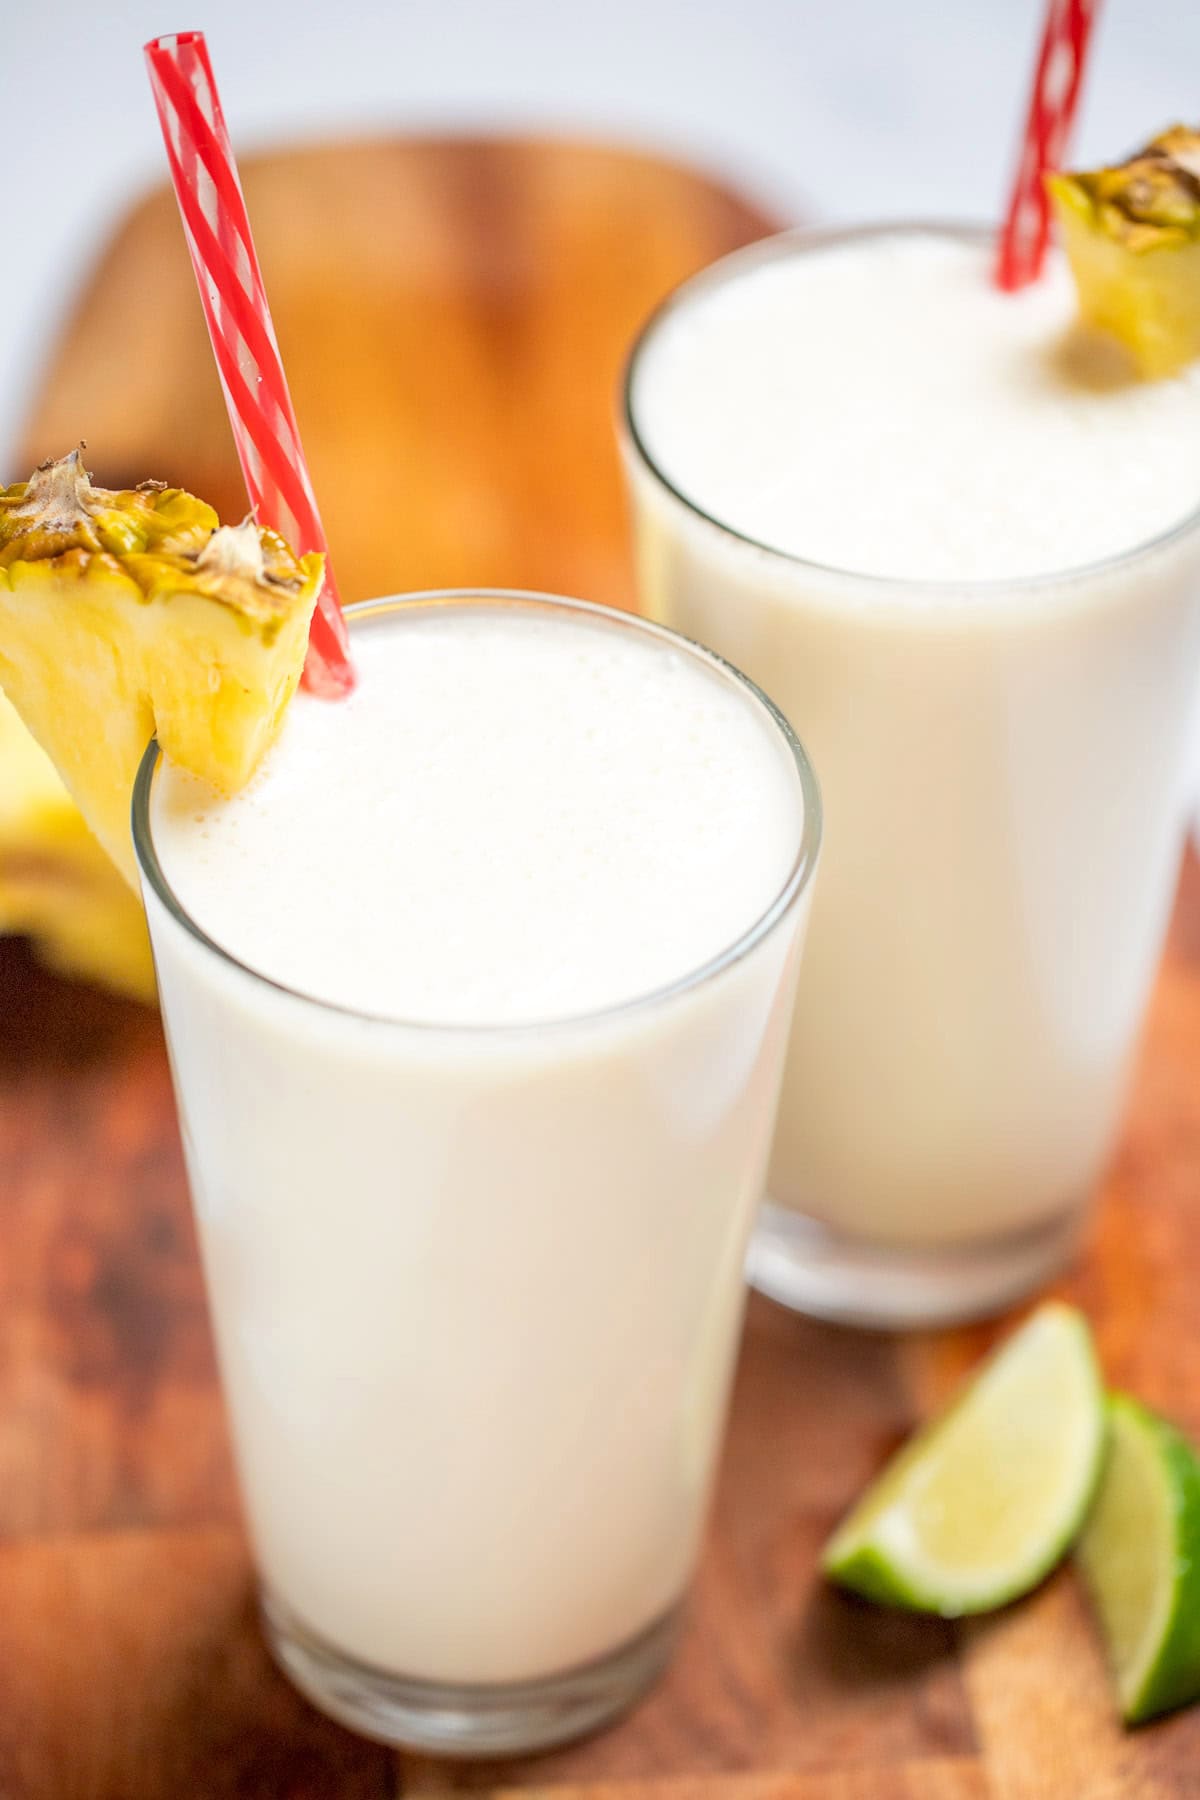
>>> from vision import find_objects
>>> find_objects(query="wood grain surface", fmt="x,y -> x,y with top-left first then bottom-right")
3,136 -> 1200,1800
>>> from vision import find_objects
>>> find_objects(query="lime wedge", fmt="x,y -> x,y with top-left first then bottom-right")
822,1303 -> 1106,1615
1076,1394 -> 1200,1725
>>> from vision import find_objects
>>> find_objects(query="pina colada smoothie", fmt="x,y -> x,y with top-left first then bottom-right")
138,595 -> 818,1743
625,227 -> 1200,1323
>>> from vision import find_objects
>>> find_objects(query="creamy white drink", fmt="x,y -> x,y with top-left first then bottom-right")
624,226 -> 1200,1325
136,593 -> 818,1754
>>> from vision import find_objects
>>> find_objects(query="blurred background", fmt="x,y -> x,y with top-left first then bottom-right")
3,0 -> 1199,475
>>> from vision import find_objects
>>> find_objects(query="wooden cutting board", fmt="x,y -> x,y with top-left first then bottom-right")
18,135 -> 776,612
4,135 -> 1200,1800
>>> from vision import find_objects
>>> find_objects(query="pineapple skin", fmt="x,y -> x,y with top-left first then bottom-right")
0,455 -> 323,888
0,690 -> 155,1001
1048,127 -> 1200,380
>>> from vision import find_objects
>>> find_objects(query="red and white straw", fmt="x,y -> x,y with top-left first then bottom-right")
145,31 -> 354,695
995,0 -> 1100,292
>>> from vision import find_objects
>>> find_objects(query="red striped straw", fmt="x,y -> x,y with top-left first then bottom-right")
144,31 -> 354,696
995,0 -> 1100,292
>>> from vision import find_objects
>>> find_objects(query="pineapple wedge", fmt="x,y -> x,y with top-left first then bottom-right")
0,691 -> 154,1000
0,452 -> 323,887
1048,126 -> 1200,379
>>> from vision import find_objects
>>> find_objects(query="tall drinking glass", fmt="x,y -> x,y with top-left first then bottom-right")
622,225 -> 1200,1328
133,592 -> 821,1755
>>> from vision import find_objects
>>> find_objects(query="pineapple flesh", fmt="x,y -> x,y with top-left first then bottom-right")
1048,126 -> 1200,379
0,690 -> 155,1000
0,452 -> 323,888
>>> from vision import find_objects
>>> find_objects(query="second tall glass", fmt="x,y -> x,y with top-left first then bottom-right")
622,225 -> 1200,1327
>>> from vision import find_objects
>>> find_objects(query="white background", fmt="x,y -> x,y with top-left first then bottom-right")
2,0 -> 1198,472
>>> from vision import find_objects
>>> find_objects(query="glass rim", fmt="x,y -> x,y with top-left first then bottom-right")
620,219 -> 1200,596
132,589 -> 822,1037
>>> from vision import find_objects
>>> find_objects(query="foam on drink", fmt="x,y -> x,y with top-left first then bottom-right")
153,603 -> 802,1023
632,232 -> 1200,582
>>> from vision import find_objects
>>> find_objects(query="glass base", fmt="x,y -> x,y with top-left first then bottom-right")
747,1199 -> 1086,1329
262,1589 -> 681,1757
